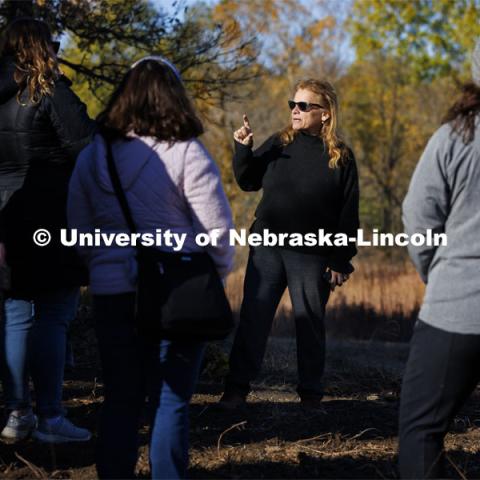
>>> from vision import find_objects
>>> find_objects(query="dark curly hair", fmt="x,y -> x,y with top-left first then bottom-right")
1,17 -> 60,105
442,82 -> 480,144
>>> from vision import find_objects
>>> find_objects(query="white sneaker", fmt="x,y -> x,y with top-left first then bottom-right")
33,416 -> 91,443
1,409 -> 37,441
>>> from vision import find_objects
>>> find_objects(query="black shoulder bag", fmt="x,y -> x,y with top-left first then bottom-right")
104,137 -> 234,341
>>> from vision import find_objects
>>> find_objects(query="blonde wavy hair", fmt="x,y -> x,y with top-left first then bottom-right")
1,17 -> 60,105
279,79 -> 348,168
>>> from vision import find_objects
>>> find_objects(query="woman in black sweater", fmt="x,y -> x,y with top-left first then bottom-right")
220,79 -> 359,408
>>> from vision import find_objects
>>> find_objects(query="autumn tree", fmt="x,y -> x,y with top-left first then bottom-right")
344,0 -> 479,234
340,55 -> 455,232
201,0 -> 349,230
0,0 -> 259,116
348,0 -> 480,82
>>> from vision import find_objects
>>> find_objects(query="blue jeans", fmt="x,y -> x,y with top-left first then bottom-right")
0,287 -> 80,417
94,293 -> 205,480
1,298 -> 33,410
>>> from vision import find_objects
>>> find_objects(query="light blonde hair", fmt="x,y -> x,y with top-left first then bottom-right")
279,79 -> 348,168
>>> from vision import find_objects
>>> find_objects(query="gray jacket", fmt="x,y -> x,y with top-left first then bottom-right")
402,117 -> 480,334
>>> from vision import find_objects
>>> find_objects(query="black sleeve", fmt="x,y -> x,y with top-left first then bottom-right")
328,149 -> 360,274
44,77 -> 97,160
233,134 -> 280,191
0,211 -> 6,243
0,189 -> 17,243
0,57 -> 18,100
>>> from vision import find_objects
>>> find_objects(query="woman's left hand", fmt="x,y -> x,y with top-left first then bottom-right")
329,270 -> 349,291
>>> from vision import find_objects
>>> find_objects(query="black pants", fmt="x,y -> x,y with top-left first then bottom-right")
399,319 -> 480,479
226,246 -> 331,398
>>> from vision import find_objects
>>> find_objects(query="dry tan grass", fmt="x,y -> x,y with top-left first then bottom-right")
327,259 -> 425,314
225,252 -> 425,342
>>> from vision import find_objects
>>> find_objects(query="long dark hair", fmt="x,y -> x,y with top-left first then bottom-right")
97,59 -> 204,143
1,17 -> 60,104
442,82 -> 480,144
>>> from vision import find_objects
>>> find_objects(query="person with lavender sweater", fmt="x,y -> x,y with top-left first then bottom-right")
68,133 -> 233,294
67,57 -> 234,480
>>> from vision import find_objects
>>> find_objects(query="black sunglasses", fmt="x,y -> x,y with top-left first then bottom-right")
288,100 -> 324,112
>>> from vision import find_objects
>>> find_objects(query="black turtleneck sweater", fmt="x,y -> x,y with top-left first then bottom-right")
233,131 -> 360,273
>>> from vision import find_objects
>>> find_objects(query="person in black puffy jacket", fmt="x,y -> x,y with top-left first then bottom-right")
0,17 -> 95,443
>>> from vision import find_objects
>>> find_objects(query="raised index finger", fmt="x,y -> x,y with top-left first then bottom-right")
243,114 -> 251,130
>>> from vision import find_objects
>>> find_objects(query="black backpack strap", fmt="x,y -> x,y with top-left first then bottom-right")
104,136 -> 138,234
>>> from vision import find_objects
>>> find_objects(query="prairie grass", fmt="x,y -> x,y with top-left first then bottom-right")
225,250 -> 425,342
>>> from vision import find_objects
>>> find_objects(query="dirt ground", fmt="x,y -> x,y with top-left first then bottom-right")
1,337 -> 480,479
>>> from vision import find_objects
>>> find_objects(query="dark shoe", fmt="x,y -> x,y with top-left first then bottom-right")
299,393 -> 324,408
33,416 -> 91,443
218,391 -> 247,410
